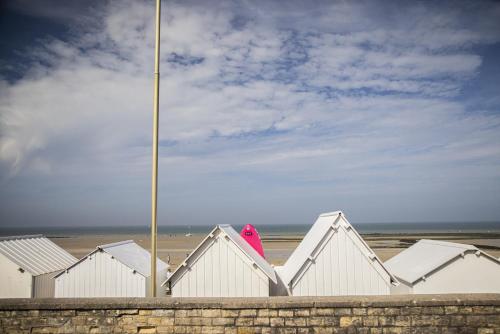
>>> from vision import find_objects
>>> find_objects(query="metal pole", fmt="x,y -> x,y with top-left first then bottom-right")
151,0 -> 161,297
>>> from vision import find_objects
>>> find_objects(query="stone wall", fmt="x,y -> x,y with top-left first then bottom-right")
0,294 -> 499,334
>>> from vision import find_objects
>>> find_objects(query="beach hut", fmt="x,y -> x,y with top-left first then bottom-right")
0,235 -> 77,298
163,224 -> 277,297
385,239 -> 500,294
54,240 -> 169,297
276,211 -> 397,296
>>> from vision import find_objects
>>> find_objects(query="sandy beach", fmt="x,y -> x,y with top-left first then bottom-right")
49,231 -> 500,270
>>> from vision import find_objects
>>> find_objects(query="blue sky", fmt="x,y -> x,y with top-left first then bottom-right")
1,0 -> 500,227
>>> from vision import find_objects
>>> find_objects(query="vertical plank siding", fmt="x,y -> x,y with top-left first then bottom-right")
55,251 -> 146,297
172,232 -> 269,297
292,226 -> 391,296
33,272 -> 58,298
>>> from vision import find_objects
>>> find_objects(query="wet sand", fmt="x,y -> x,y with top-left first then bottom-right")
50,232 -> 500,270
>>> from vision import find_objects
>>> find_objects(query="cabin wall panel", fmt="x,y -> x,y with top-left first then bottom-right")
220,240 -> 228,297
171,234 -> 270,297
292,228 -> 390,296
55,252 -> 146,298
33,271 -> 59,298
413,253 -> 500,294
0,253 -> 32,298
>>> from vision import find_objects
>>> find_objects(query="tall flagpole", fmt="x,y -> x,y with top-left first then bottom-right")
151,0 -> 161,297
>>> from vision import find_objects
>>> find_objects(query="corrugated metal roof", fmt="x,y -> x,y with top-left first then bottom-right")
57,240 -> 168,278
0,235 -> 77,276
165,224 -> 277,285
384,239 -> 499,284
278,211 -> 396,286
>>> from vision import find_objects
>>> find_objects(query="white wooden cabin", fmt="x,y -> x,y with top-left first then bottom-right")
0,235 -> 77,298
55,240 -> 168,297
163,225 -> 277,297
385,239 -> 500,294
276,211 -> 397,296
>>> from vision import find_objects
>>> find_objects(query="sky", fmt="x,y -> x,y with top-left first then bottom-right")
1,0 -> 500,227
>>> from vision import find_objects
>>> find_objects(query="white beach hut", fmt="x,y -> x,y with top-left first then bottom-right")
0,235 -> 77,298
276,211 -> 397,296
385,239 -> 500,294
163,224 -> 277,297
55,240 -> 168,297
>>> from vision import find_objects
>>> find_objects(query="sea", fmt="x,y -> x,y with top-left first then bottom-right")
1,221 -> 500,237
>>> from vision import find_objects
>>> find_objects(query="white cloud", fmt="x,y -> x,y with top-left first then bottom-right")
1,0 -> 500,224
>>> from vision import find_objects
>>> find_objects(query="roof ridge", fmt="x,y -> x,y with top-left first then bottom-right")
420,239 -> 476,249
319,211 -> 342,217
0,235 -> 44,242
98,240 -> 134,249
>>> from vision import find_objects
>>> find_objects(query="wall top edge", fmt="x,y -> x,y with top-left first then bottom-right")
0,294 -> 499,310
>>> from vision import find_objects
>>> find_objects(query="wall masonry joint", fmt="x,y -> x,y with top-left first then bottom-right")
0,294 -> 499,334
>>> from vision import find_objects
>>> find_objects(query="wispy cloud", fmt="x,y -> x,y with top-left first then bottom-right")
1,0 -> 500,225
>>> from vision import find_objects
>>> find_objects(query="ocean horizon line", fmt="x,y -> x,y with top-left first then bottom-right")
1,221 -> 500,236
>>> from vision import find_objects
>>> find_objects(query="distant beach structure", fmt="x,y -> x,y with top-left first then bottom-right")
0,235 -> 77,298
54,240 -> 168,297
275,211 -> 398,296
385,239 -> 500,294
163,224 -> 277,297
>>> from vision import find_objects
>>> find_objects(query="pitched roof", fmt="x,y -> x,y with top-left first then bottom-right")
278,211 -> 396,286
219,225 -> 276,283
164,224 -> 277,285
384,239 -> 500,284
56,240 -> 168,278
100,240 -> 168,276
0,235 -> 77,276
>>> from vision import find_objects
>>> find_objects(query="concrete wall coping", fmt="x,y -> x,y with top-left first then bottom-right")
0,294 -> 499,310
